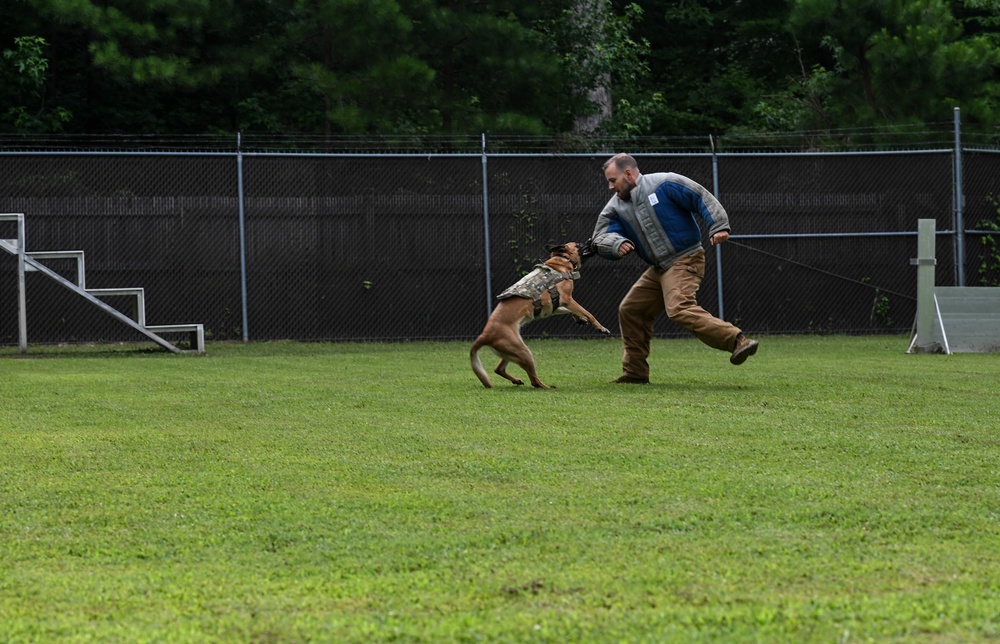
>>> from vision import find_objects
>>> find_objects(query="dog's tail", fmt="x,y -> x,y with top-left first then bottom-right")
470,338 -> 493,388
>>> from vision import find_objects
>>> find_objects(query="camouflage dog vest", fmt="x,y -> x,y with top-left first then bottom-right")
497,264 -> 578,318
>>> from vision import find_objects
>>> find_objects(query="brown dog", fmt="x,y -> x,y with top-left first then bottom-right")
470,242 -> 610,388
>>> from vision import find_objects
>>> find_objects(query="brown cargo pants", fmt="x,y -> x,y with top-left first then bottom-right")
618,250 -> 742,380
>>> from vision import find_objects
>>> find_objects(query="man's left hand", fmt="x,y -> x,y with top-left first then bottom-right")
710,231 -> 730,245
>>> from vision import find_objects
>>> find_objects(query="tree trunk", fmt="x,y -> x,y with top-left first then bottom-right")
572,0 -> 612,134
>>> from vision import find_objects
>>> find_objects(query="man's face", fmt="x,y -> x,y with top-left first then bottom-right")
605,165 -> 633,201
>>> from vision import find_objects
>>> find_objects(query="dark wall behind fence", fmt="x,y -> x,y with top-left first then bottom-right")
2,150 -> 1000,347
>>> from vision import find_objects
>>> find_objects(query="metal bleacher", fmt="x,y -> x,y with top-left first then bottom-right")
1,212 -> 204,354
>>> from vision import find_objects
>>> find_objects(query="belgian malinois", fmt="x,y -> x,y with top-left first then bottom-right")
470,242 -> 610,388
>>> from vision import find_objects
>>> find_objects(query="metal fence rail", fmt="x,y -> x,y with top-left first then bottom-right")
2,145 -> 999,347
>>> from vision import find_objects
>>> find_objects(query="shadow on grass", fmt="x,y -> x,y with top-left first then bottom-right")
0,342 -> 184,359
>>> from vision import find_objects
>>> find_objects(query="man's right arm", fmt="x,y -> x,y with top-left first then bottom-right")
591,203 -> 630,260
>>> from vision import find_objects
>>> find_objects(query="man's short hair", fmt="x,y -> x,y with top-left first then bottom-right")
603,153 -> 638,172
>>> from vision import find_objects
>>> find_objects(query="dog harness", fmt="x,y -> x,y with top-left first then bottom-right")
497,264 -> 579,318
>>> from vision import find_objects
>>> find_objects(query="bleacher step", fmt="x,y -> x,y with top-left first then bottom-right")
146,324 -> 205,354
27,250 -> 87,287
87,287 -> 146,325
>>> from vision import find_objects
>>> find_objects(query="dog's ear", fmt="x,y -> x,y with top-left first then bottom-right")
545,243 -> 566,254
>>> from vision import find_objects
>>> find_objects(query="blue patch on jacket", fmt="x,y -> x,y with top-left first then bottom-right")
650,181 -> 716,254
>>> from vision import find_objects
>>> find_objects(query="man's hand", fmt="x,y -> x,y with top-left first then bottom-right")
710,231 -> 730,246
618,241 -> 635,256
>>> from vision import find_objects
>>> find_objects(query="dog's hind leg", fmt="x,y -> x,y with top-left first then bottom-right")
487,336 -> 550,388
505,347 -> 551,389
493,357 -> 525,386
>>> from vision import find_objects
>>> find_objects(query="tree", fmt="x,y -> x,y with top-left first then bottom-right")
256,0 -> 588,136
7,0 -> 605,136
406,1 -> 577,135
599,0 -> 797,137
269,0 -> 433,135
7,0 -> 997,140
1,35 -> 71,133
10,0 -> 287,132
557,0 -> 649,134
781,0 -> 1000,132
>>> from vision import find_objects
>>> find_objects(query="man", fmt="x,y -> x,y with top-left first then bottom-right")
590,153 -> 758,384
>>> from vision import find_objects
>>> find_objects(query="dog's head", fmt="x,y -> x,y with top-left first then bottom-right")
547,239 -> 596,264
545,242 -> 582,267
577,238 -> 596,262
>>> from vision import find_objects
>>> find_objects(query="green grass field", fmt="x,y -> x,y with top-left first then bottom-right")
1,335 -> 998,642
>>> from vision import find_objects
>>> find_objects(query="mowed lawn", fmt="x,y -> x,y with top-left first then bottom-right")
1,335 -> 998,642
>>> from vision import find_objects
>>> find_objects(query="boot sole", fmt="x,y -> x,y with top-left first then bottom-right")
730,340 -> 759,365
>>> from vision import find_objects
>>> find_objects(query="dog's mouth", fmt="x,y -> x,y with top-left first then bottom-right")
578,238 -> 596,262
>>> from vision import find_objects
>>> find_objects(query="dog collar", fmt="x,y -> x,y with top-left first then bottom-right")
552,253 -> 581,278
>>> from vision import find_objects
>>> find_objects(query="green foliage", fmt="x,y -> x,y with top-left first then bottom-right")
2,0 -> 1000,138
545,0 -> 649,131
605,0 -> 797,137
44,0 -> 240,87
2,336 -> 1000,640
975,194 -> 1000,286
0,0 -> 592,135
507,199 -> 540,275
1,36 -> 72,133
955,0 -> 1000,39
872,289 -> 892,327
409,1 -> 575,135
3,35 -> 47,84
739,63 -> 835,135
783,0 -> 1000,134
282,0 -> 437,134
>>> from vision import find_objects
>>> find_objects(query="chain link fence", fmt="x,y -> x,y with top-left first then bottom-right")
3,146 -> 1000,348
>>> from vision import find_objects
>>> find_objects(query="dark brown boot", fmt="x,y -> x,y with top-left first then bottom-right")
611,375 -> 650,384
730,334 -> 759,365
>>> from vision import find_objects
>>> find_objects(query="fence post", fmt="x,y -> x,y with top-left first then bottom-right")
16,214 -> 26,353
710,135 -> 724,319
237,132 -> 250,342
481,133 -> 493,319
953,107 -> 965,287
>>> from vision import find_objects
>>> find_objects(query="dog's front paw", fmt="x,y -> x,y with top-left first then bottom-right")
598,326 -> 611,335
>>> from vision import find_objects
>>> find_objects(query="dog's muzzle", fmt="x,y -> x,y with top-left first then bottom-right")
578,238 -> 596,263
